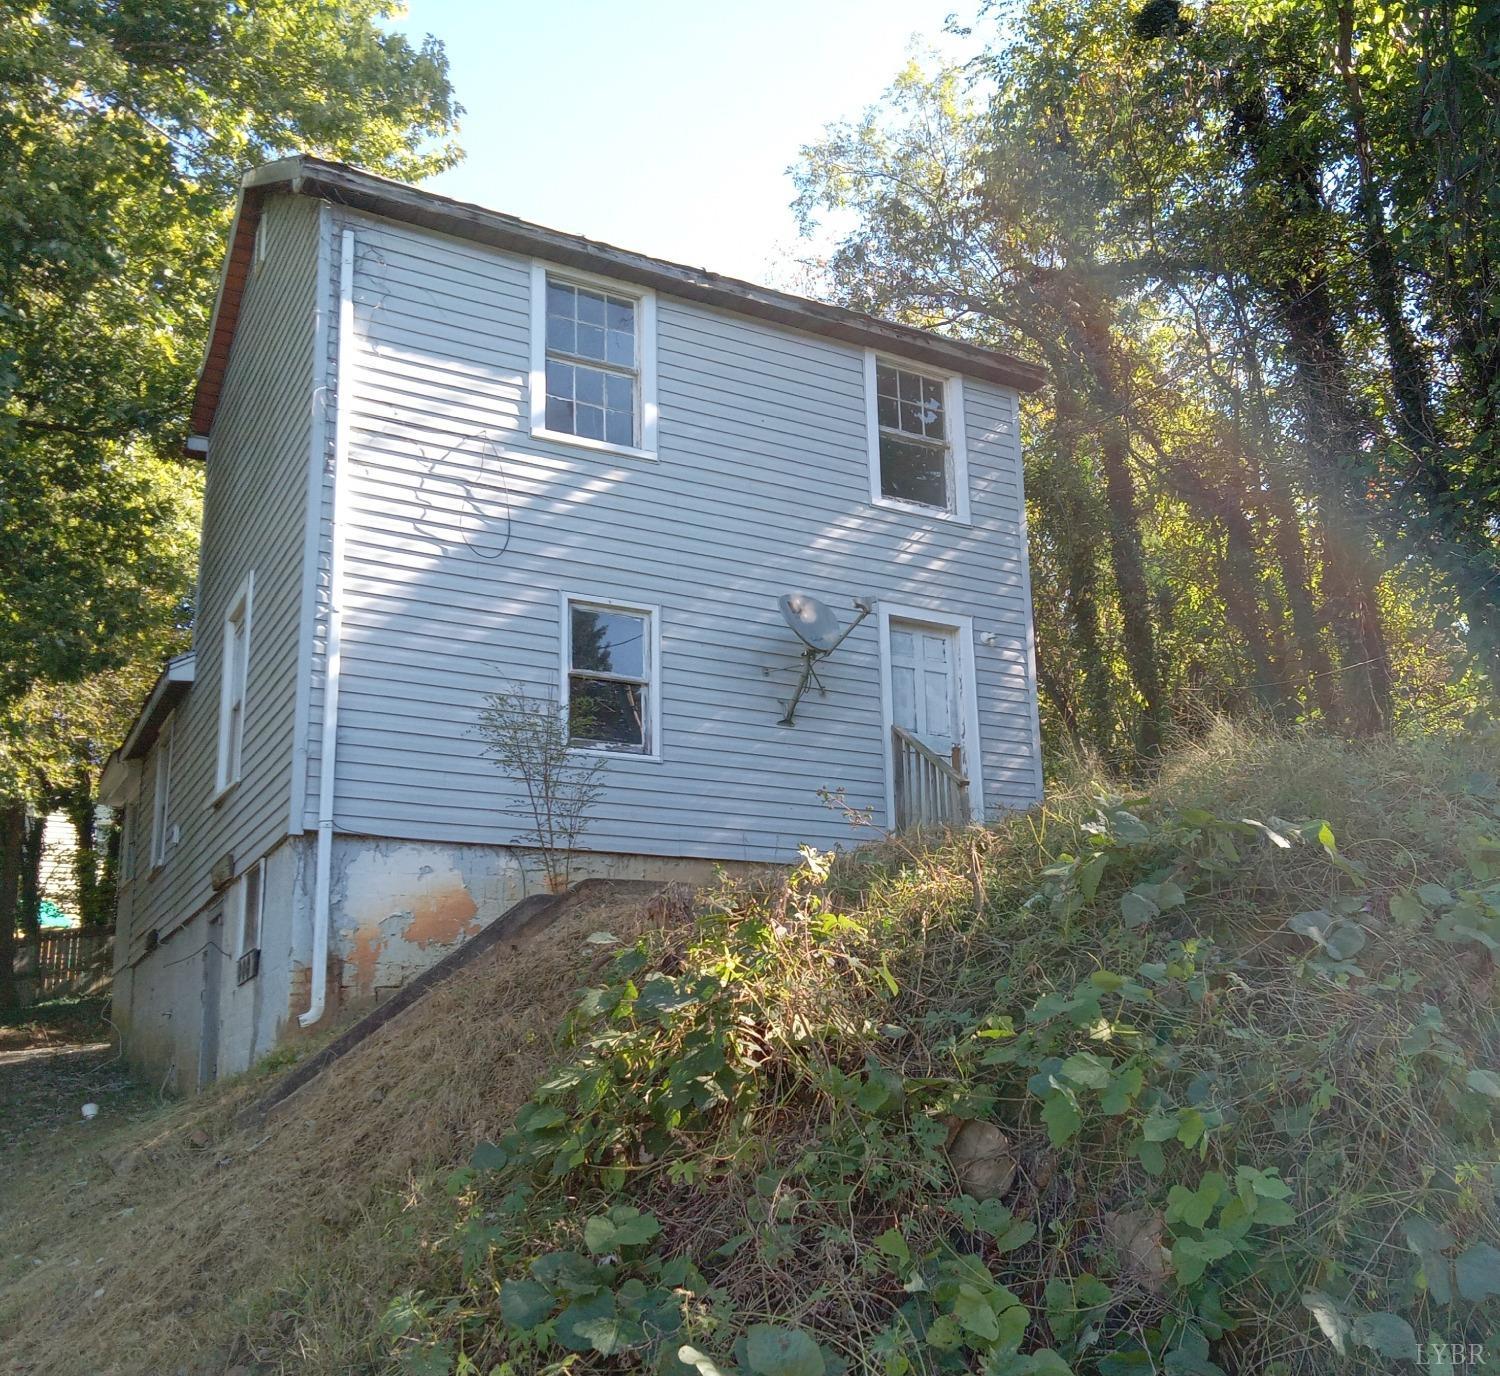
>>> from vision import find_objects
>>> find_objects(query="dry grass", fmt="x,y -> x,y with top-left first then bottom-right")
388,724 -> 1500,1375
0,886 -> 684,1376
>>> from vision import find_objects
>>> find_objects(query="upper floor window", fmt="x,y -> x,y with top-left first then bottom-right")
215,573 -> 254,796
865,352 -> 970,522
562,595 -> 659,756
530,265 -> 658,460
149,712 -> 175,870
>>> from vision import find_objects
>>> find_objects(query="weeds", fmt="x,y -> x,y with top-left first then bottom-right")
385,728 -> 1500,1375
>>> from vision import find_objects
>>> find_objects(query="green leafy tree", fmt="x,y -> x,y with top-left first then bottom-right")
0,0 -> 461,1005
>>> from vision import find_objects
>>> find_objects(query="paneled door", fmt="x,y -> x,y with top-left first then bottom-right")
888,620 -> 968,828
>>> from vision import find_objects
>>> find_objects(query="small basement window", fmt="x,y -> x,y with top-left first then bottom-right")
531,265 -> 658,457
866,353 -> 969,520
237,858 -> 264,957
563,598 -> 657,754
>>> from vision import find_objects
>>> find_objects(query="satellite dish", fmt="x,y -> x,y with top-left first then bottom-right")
779,592 -> 844,654
775,591 -> 876,725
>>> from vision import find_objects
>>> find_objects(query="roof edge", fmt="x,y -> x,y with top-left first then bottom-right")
187,156 -> 1045,448
118,652 -> 196,762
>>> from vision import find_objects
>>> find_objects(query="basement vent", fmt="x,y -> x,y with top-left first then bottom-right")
237,948 -> 261,986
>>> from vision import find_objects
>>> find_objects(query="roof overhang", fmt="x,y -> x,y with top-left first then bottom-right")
187,156 -> 1046,450
120,652 -> 195,761
100,652 -> 195,805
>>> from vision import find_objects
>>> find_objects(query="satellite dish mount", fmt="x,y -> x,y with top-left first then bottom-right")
777,592 -> 875,726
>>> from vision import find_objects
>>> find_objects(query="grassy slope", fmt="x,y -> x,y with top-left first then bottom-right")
0,889 -> 678,1376
385,726 -> 1500,1375
4,727 -> 1499,1375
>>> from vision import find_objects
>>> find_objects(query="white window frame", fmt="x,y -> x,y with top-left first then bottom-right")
557,590 -> 662,761
864,349 -> 971,524
235,857 -> 266,957
119,801 -> 135,884
530,261 -> 659,462
214,571 -> 254,799
149,712 -> 175,871
876,603 -> 985,826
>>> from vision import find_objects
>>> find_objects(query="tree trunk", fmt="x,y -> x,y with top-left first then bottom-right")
1051,386 -> 1116,753
19,813 -> 44,939
1056,299 -> 1166,754
1260,463 -> 1343,725
1231,67 -> 1394,731
64,783 -> 105,928
0,803 -> 24,1011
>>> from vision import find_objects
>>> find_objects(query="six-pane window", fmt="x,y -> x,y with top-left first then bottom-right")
567,602 -> 652,752
875,361 -> 951,510
545,277 -> 638,447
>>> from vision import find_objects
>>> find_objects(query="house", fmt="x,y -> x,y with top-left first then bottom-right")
98,157 -> 1046,1088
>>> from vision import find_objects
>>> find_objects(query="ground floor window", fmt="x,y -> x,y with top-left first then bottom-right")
562,595 -> 658,755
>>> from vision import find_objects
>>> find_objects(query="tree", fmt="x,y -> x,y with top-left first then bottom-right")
794,1 -> 1497,760
475,687 -> 609,894
0,1 -> 462,1003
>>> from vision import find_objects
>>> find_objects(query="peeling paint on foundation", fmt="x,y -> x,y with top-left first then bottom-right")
122,829 -> 767,1089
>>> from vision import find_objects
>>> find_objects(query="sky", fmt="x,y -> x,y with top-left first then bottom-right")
391,0 -> 976,289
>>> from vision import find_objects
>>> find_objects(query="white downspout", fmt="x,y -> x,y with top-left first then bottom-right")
301,227 -> 356,1028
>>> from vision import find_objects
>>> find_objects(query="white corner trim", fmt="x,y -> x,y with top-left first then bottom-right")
1007,385 -> 1044,805
529,259 -> 659,460
288,201 -> 334,837
876,602 -> 986,827
556,588 -> 663,762
863,348 -> 972,525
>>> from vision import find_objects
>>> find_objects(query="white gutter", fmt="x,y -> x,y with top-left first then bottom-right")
301,226 -> 356,1028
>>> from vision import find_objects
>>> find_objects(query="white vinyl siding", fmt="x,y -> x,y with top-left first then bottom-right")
299,209 -> 1038,861
113,194 -> 320,964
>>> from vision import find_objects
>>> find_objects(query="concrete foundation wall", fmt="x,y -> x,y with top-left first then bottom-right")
114,839 -> 305,1092
117,834 -> 755,1088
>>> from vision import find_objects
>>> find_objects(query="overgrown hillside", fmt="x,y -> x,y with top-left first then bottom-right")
384,727 -> 1500,1375
5,727 -> 1499,1375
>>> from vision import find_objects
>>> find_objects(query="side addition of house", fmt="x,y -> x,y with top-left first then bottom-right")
99,157 -> 1046,1088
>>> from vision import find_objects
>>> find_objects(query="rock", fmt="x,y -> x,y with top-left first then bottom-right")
949,1121 -> 1018,1199
186,1128 -> 210,1150
1103,1208 -> 1170,1294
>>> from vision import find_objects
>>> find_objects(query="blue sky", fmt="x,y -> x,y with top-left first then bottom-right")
392,0 -> 975,287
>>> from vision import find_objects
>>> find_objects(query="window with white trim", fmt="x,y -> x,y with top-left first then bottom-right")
237,858 -> 264,956
149,712 -> 175,870
531,265 -> 657,456
866,354 -> 969,520
216,574 -> 253,794
564,599 -> 655,753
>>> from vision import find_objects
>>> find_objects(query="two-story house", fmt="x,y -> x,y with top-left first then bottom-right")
98,157 -> 1046,1088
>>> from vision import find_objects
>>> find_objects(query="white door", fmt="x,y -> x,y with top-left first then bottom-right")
889,620 -> 966,827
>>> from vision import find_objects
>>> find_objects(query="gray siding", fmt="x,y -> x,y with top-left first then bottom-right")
115,194 -> 320,962
302,211 -> 1040,863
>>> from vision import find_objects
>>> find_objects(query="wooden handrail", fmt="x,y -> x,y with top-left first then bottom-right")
891,724 -> 970,830
891,724 -> 967,783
